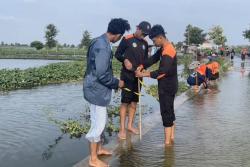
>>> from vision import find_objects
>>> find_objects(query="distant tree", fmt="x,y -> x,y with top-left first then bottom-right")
243,27 -> 250,42
70,44 -> 75,48
45,24 -> 58,49
1,41 -> 4,46
79,30 -> 92,48
15,43 -> 21,47
30,41 -> 44,50
63,43 -> 67,48
208,25 -> 227,46
184,24 -> 206,45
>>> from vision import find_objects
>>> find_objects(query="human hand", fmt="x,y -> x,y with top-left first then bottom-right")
136,65 -> 144,72
118,80 -> 124,88
135,70 -> 144,78
124,59 -> 132,70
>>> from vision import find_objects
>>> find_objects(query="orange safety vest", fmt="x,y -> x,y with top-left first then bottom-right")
207,62 -> 220,74
196,64 -> 207,76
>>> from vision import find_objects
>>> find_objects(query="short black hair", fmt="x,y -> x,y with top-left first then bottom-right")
149,24 -> 166,39
107,18 -> 130,35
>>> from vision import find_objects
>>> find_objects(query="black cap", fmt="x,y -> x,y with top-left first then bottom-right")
137,21 -> 151,35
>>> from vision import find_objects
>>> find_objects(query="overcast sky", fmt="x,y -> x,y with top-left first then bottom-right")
0,0 -> 250,45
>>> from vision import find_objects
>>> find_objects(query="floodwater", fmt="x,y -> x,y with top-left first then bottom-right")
1,57 -> 249,167
0,77 -> 157,167
110,58 -> 250,167
0,59 -> 69,69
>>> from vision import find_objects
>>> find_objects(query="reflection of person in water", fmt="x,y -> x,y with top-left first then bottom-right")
162,146 -> 175,167
240,62 -> 245,76
230,49 -> 235,61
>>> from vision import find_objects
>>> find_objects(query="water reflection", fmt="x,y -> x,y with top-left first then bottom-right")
110,58 -> 250,167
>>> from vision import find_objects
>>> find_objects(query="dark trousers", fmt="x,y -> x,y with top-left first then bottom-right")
159,93 -> 176,127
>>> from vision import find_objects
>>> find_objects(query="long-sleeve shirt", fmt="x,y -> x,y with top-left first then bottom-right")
83,33 -> 119,106
143,42 -> 178,94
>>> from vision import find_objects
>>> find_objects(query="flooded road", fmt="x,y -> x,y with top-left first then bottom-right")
110,58 -> 250,167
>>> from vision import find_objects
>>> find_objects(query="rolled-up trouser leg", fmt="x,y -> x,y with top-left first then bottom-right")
159,93 -> 176,127
85,104 -> 107,143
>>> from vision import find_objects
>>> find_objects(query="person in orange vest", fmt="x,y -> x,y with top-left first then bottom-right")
206,61 -> 220,80
187,63 -> 208,88
136,25 -> 178,146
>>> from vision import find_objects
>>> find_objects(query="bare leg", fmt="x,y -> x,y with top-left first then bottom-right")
118,103 -> 128,139
89,142 -> 108,167
171,123 -> 175,142
127,102 -> 139,134
165,127 -> 172,146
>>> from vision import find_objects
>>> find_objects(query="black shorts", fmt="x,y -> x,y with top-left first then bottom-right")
121,78 -> 141,104
159,93 -> 176,127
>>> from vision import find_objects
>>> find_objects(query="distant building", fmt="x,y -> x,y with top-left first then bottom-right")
198,40 -> 217,50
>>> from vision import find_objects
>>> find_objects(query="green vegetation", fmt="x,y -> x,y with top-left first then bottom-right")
214,57 -> 231,74
178,54 -> 194,78
61,120 -> 90,138
0,46 -> 87,58
243,27 -> 250,42
30,41 -> 44,50
46,106 -> 120,138
45,24 -> 58,49
0,57 -> 122,91
184,24 -> 206,45
79,30 -> 92,48
0,61 -> 85,91
145,81 -> 189,101
208,25 -> 227,46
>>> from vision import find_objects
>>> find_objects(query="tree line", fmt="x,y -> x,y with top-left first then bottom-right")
1,23 -> 250,50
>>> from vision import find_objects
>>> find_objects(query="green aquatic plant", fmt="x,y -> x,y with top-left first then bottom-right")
61,120 -> 90,138
0,56 -> 123,91
0,61 -> 84,91
145,81 -> 189,100
44,105 -> 120,138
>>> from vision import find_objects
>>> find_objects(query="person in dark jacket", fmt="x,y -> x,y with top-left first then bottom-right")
83,18 -> 130,167
115,21 -> 151,139
136,25 -> 178,146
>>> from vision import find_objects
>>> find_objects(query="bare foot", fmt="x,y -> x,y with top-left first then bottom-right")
118,131 -> 126,140
128,127 -> 139,135
165,142 -> 173,147
97,148 -> 112,156
89,158 -> 109,167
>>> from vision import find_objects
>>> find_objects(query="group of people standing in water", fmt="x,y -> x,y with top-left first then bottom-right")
83,18 -> 178,167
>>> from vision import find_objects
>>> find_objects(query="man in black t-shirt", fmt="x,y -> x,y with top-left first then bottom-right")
115,21 -> 151,139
